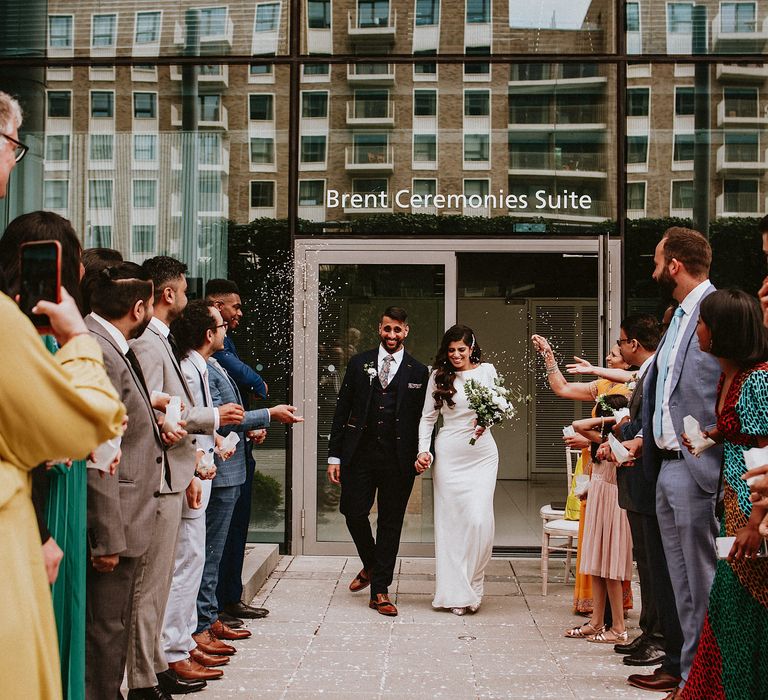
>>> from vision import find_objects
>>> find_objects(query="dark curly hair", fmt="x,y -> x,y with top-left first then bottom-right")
171,299 -> 217,358
432,324 -> 481,409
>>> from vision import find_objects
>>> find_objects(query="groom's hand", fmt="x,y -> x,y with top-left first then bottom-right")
327,463 -> 341,485
415,452 -> 432,473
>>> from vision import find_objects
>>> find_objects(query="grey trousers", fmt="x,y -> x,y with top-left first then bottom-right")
126,491 -> 184,689
656,458 -> 718,683
85,555 -> 139,700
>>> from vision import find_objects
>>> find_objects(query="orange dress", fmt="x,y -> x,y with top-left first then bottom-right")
573,378 -> 634,614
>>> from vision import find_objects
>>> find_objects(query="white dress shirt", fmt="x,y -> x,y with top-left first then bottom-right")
655,279 -> 711,450
89,312 -> 129,355
150,315 -> 170,338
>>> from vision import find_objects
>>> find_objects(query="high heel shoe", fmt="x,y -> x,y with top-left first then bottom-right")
450,607 -> 467,616
468,603 -> 480,614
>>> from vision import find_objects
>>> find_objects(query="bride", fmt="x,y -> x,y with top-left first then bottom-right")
415,325 -> 499,615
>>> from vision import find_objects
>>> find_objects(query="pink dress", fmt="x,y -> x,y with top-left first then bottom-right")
579,459 -> 633,581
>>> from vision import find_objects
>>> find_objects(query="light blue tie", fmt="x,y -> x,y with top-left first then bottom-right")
653,306 -> 685,439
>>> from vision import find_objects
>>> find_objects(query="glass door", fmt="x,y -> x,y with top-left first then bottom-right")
294,246 -> 456,555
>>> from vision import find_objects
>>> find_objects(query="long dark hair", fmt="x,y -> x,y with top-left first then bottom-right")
0,211 -> 83,311
432,324 -> 482,409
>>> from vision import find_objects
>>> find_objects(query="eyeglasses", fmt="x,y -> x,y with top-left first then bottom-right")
616,338 -> 633,346
1,132 -> 28,163
215,323 -> 228,330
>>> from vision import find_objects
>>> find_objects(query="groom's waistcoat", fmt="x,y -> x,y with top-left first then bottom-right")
362,377 -> 399,446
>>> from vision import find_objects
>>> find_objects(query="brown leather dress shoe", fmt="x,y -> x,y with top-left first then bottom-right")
368,593 -> 398,616
192,629 -> 237,656
211,618 -> 252,640
349,569 -> 371,592
190,646 -> 230,667
169,658 -> 223,681
627,668 -> 682,692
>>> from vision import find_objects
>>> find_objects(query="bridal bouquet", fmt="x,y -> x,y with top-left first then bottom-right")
464,375 -> 516,445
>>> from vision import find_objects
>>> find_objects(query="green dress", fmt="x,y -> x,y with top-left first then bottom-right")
43,335 -> 86,700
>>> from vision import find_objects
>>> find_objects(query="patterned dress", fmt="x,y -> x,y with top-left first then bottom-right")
681,366 -> 768,700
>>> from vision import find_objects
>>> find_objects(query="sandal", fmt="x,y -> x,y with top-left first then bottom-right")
586,628 -> 629,644
564,623 -> 605,639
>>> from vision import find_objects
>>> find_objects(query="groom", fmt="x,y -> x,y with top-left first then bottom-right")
327,307 -> 429,616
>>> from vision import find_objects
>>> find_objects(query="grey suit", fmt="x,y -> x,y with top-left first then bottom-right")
641,285 -> 723,683
84,315 -> 166,700
126,321 -> 218,688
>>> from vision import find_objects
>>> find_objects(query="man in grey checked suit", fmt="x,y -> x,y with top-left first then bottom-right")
128,257 -> 245,698
193,356 -> 302,651
84,263 -> 168,700
623,228 -> 723,699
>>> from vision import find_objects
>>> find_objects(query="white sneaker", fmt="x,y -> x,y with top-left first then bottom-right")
450,607 -> 467,616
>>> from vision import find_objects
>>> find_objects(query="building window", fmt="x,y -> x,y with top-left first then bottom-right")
133,180 -> 157,208
465,90 -> 490,116
464,179 -> 489,199
466,0 -> 489,23
199,7 -> 228,37
510,63 -> 551,81
673,133 -> 695,161
413,134 -> 437,162
413,178 -> 437,198
414,49 -> 437,76
627,88 -> 650,117
358,0 -> 390,27
90,134 -> 114,161
303,63 -> 329,76
464,134 -> 489,161
92,14 -> 117,47
675,87 -> 695,115
135,11 -> 161,43
199,133 -> 221,165
134,134 -> 157,161
47,91 -> 71,118
626,181 -> 646,210
299,180 -> 324,205
199,95 -> 221,121
672,180 -> 695,209
353,90 -> 389,118
725,132 -> 759,161
353,178 -> 388,196
44,180 -> 68,209
45,135 -> 70,162
301,135 -> 327,162
667,3 -> 693,34
133,93 -> 157,119
91,91 -> 114,118
721,2 -> 756,32
249,94 -> 274,120
48,15 -> 73,48
724,178 -> 758,211
255,2 -> 280,31
250,137 -> 275,165
464,46 -> 490,75
626,2 -> 640,31
414,90 -> 437,116
132,225 -> 156,255
724,87 -> 758,117
250,64 -> 274,76
250,181 -> 275,207
415,0 -> 439,26
89,180 -> 113,209
302,91 -> 329,118
89,226 -> 112,247
307,0 -> 331,29
199,174 -> 222,210
626,135 -> 648,164
353,133 -> 388,162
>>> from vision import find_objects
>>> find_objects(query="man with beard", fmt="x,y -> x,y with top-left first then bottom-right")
84,263 -> 177,700
621,228 -> 722,700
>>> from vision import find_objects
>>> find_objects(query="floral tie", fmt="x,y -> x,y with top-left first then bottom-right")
379,354 -> 394,388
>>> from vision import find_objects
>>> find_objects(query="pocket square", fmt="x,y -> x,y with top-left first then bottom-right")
408,383 -> 423,389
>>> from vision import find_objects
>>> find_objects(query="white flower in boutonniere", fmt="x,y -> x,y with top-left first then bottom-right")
363,362 -> 377,384
625,372 -> 639,392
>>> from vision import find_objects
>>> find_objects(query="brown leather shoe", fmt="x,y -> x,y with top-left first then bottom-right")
192,629 -> 237,656
349,568 -> 371,592
211,618 -> 252,640
627,668 -> 681,692
368,593 -> 398,616
190,646 -> 230,667
169,658 -> 223,681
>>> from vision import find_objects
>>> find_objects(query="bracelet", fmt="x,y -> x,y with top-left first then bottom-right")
545,365 -> 558,374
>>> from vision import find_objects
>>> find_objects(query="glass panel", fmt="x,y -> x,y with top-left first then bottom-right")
316,263 -> 445,544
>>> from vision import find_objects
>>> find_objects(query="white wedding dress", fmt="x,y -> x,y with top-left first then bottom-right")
418,363 -> 499,610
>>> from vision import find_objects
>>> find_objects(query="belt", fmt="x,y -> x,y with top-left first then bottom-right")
659,449 -> 685,461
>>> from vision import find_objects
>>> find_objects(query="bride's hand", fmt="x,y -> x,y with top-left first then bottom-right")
472,419 -> 486,441
415,452 -> 432,473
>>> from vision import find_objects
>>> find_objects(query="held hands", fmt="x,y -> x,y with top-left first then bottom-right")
269,405 -> 304,424
327,463 -> 340,485
218,402 -> 245,425
91,553 -> 119,573
32,287 -> 88,346
414,451 -> 432,474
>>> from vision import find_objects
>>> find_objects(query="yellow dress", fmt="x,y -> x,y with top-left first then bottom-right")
0,293 -> 125,700
573,378 -> 634,614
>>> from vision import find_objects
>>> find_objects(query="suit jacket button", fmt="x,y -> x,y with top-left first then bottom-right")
153,491 -> 160,498
156,456 -> 162,464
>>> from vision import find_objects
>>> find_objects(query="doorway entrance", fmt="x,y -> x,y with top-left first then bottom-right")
292,238 -> 620,555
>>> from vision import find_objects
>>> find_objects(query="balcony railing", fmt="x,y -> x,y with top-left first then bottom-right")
347,64 -> 395,84
347,9 -> 397,45
345,145 -> 394,171
716,192 -> 764,216
713,13 -> 768,52
717,99 -> 768,127
716,144 -> 768,172
716,63 -> 768,82
508,151 -> 607,175
346,99 -> 395,127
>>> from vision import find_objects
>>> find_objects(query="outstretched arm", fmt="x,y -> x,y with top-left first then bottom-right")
531,334 -> 597,402
565,357 -> 634,384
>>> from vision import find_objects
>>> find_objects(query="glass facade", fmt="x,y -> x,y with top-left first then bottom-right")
1,0 -> 766,553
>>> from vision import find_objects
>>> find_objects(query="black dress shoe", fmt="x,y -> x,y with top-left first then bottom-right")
224,601 -> 269,619
127,686 -> 173,700
156,668 -> 207,694
624,644 -> 667,667
217,611 -> 245,628
614,634 -> 647,654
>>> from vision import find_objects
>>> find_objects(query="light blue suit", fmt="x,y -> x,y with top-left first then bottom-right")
641,284 -> 723,684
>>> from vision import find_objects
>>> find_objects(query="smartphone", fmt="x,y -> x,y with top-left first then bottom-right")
19,240 -> 62,334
